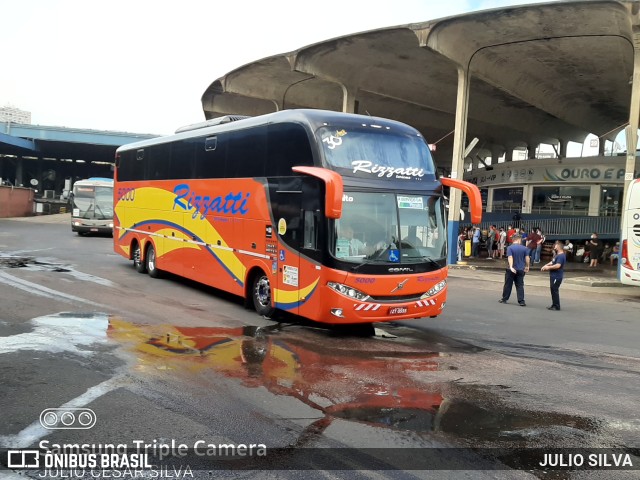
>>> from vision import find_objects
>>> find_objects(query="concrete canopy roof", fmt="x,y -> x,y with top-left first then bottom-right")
201,0 -> 639,168
0,123 -> 157,163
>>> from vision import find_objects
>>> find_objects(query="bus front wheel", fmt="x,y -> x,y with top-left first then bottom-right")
252,273 -> 274,318
146,244 -> 161,278
133,243 -> 146,273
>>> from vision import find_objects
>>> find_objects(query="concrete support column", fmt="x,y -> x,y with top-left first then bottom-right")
491,145 -> 505,164
588,185 -> 600,216
486,188 -> 494,213
527,144 -> 537,159
522,184 -> 533,214
559,139 -> 568,158
447,66 -> 470,264
54,159 -> 62,194
341,85 -> 358,114
598,139 -> 606,156
15,156 -> 24,187
37,157 -> 43,192
504,147 -> 514,163
623,34 -> 640,214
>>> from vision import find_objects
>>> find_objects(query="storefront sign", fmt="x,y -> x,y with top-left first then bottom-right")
465,159 -> 639,187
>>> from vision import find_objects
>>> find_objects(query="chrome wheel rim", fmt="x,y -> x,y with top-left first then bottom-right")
148,248 -> 156,271
255,277 -> 270,307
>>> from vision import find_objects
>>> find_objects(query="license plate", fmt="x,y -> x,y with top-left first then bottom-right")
388,306 -> 408,315
90,228 -> 98,232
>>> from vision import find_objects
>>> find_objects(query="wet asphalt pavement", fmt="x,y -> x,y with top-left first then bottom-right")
0,215 -> 639,479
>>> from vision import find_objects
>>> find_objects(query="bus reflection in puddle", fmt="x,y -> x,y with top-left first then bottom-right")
107,319 -> 599,447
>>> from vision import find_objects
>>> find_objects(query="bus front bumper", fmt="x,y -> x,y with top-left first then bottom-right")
72,220 -> 114,234
323,286 -> 447,324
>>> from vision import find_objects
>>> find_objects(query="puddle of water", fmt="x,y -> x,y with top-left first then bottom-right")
0,254 -> 114,287
106,319 -> 601,450
0,312 -> 111,356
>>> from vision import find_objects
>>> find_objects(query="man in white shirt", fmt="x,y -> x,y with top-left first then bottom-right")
563,239 -> 574,261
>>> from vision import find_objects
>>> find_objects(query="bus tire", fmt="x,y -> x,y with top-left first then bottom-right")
252,272 -> 274,318
133,243 -> 146,273
146,243 -> 161,278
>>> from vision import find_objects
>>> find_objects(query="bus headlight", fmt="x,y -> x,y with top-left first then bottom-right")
327,282 -> 370,301
108,223 -> 114,228
421,280 -> 446,299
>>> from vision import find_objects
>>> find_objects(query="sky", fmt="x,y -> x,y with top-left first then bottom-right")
1,0 -> 549,136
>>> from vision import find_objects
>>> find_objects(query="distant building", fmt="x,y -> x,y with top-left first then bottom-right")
0,105 -> 31,124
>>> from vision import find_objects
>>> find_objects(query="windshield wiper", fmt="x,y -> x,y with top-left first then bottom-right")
420,256 -> 442,268
350,258 -> 390,272
94,204 -> 105,219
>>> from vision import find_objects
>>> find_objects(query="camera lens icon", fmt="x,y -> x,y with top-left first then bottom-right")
39,408 -> 96,430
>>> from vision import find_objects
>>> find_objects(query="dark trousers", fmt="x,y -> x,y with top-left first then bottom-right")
472,242 -> 479,257
502,269 -> 525,303
550,277 -> 563,308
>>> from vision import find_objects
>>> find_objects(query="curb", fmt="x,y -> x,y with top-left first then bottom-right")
563,277 -> 624,288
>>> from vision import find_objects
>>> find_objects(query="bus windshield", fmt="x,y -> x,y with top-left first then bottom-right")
72,185 -> 113,220
318,126 -> 435,180
333,192 -> 446,263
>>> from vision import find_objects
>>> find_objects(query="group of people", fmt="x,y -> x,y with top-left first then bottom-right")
567,235 -> 620,267
457,225 -> 546,263
499,234 -> 566,311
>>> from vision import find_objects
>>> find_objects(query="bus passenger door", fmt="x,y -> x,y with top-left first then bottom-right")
273,178 -> 303,316
272,177 -> 323,318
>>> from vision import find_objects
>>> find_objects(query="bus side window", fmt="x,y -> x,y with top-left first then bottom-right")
227,127 -> 267,178
267,123 -> 314,176
117,150 -> 142,181
195,135 -> 227,179
303,210 -> 318,250
170,139 -> 196,179
146,143 -> 171,180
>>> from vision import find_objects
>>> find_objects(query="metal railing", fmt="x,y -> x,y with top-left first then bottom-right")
476,216 -> 620,240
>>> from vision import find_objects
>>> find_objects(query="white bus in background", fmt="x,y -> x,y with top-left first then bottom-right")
620,178 -> 640,285
70,177 -> 114,235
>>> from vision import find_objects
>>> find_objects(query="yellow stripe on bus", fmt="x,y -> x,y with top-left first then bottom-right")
116,186 -> 246,283
273,278 -> 319,304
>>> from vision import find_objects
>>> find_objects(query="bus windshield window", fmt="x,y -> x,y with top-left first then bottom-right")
73,186 -> 113,220
333,192 -> 446,263
318,126 -> 435,180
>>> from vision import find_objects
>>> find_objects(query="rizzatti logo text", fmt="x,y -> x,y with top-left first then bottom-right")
351,160 -> 425,179
173,184 -> 250,219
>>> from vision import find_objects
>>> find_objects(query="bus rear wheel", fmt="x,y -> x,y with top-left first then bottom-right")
252,273 -> 274,318
146,244 -> 161,278
133,243 -> 146,273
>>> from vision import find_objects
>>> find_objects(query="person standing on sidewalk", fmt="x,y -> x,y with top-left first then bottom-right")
472,226 -> 481,258
486,225 -> 496,260
541,241 -> 566,311
457,228 -> 466,262
498,227 -> 507,259
506,224 -> 516,245
588,233 -> 603,267
526,228 -> 541,263
534,228 -> 545,264
499,234 -> 530,306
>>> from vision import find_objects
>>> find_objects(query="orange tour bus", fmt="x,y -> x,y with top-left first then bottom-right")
113,110 -> 481,324
620,177 -> 640,285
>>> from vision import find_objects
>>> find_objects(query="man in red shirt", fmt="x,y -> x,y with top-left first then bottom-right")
526,228 -> 541,263
506,225 -> 516,245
